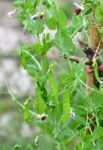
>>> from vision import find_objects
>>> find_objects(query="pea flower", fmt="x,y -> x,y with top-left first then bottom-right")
70,111 -> 76,119
41,114 -> 47,121
39,14 -> 44,20
30,12 -> 44,21
30,15 -> 38,21
73,3 -> 84,15
37,113 -> 48,122
7,10 -> 16,18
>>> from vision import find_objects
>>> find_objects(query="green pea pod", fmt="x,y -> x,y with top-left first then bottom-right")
93,59 -> 100,82
49,71 -> 58,102
60,89 -> 70,123
36,86 -> 45,114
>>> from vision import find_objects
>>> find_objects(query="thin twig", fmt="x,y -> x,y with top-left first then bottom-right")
69,55 -> 88,63
93,39 -> 102,60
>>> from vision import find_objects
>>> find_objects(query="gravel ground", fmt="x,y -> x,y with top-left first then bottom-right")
0,1 -> 36,147
0,1 -> 35,97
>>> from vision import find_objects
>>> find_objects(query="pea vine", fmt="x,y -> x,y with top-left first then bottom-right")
9,0 -> 103,149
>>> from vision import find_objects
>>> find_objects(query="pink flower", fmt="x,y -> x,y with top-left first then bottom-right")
75,7 -> 82,15
73,3 -> 84,15
7,10 -> 16,18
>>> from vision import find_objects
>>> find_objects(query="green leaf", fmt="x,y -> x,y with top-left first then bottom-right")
36,86 -> 45,114
34,38 -> 52,55
60,89 -> 70,123
37,122 -> 53,133
46,17 -> 58,29
33,20 -> 44,34
95,6 -> 103,23
91,90 -> 103,108
54,29 -> 75,56
93,126 -> 103,140
83,7 -> 92,15
26,64 -> 38,77
75,144 -> 83,150
34,43 -> 44,55
70,15 -> 83,37
80,130 -> 93,144
46,5 -> 58,29
58,9 -> 68,27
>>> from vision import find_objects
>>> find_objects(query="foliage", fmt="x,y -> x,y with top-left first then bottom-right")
12,0 -> 103,149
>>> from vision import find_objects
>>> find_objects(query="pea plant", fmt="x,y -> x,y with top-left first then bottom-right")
11,0 -> 103,149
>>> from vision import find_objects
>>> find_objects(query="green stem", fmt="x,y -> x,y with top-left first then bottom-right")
5,81 -> 39,117
95,114 -> 99,126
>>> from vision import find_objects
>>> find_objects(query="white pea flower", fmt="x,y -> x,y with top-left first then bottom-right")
70,111 -> 76,119
7,10 -> 16,18
30,15 -> 38,21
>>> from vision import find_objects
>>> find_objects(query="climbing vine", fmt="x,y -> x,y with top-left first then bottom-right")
10,0 -> 103,149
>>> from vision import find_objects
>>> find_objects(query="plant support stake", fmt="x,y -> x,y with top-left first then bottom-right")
86,19 -> 102,93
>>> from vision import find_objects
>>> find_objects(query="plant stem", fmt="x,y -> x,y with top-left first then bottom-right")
86,19 -> 102,93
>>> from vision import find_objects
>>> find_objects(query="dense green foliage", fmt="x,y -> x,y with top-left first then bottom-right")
11,0 -> 103,149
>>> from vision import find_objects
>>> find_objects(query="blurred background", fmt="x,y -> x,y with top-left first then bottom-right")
0,0 -> 80,149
